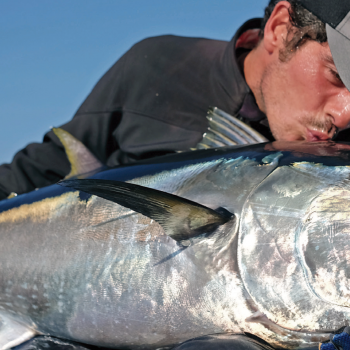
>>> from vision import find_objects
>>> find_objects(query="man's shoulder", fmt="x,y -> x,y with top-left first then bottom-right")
129,34 -> 229,58
134,34 -> 228,46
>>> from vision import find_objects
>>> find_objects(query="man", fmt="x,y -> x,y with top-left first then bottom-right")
1,0 -> 350,200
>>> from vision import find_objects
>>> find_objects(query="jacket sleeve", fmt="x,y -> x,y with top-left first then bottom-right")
0,48 -> 128,200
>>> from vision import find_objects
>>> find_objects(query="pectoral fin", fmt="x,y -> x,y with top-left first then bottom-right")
52,128 -> 104,179
60,179 -> 233,242
0,314 -> 36,349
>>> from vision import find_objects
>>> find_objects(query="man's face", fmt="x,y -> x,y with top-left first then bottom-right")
259,40 -> 350,141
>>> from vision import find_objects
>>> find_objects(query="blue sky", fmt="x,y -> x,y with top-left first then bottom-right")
0,0 -> 266,164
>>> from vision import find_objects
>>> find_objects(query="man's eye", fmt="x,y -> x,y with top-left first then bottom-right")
328,68 -> 344,86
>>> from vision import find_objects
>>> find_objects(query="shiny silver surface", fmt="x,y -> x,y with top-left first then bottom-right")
0,151 -> 349,349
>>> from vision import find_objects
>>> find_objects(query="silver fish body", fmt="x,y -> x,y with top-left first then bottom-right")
1,142 -> 350,349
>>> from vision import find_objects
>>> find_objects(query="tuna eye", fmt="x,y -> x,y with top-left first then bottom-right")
297,189 -> 350,308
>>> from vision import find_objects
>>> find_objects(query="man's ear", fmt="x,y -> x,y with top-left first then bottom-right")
263,1 -> 292,55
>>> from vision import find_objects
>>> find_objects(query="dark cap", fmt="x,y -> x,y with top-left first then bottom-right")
300,0 -> 350,91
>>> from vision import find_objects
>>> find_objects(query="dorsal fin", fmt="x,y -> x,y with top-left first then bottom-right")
52,128 -> 104,179
59,179 -> 233,242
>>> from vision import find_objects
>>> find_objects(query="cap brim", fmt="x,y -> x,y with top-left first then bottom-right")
327,24 -> 350,92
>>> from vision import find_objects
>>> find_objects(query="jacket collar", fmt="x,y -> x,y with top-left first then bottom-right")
212,18 -> 273,139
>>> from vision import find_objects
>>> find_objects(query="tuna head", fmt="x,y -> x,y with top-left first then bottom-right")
240,161 -> 350,348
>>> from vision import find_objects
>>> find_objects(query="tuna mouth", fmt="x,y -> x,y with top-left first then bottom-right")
245,311 -> 330,343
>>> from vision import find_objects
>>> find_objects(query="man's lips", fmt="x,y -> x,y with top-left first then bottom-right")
306,128 -> 332,142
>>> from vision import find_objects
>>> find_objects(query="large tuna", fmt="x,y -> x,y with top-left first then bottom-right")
0,130 -> 349,349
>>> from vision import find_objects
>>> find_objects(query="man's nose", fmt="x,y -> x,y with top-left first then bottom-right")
329,89 -> 350,130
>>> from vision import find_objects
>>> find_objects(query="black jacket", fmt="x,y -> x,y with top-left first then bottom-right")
0,18 -> 271,200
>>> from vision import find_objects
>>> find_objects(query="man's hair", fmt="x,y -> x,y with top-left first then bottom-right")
261,0 -> 327,61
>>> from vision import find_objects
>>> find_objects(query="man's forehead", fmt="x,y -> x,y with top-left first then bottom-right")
300,0 -> 350,91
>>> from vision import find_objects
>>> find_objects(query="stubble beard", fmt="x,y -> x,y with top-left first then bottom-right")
258,62 -> 335,141
258,62 -> 291,141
